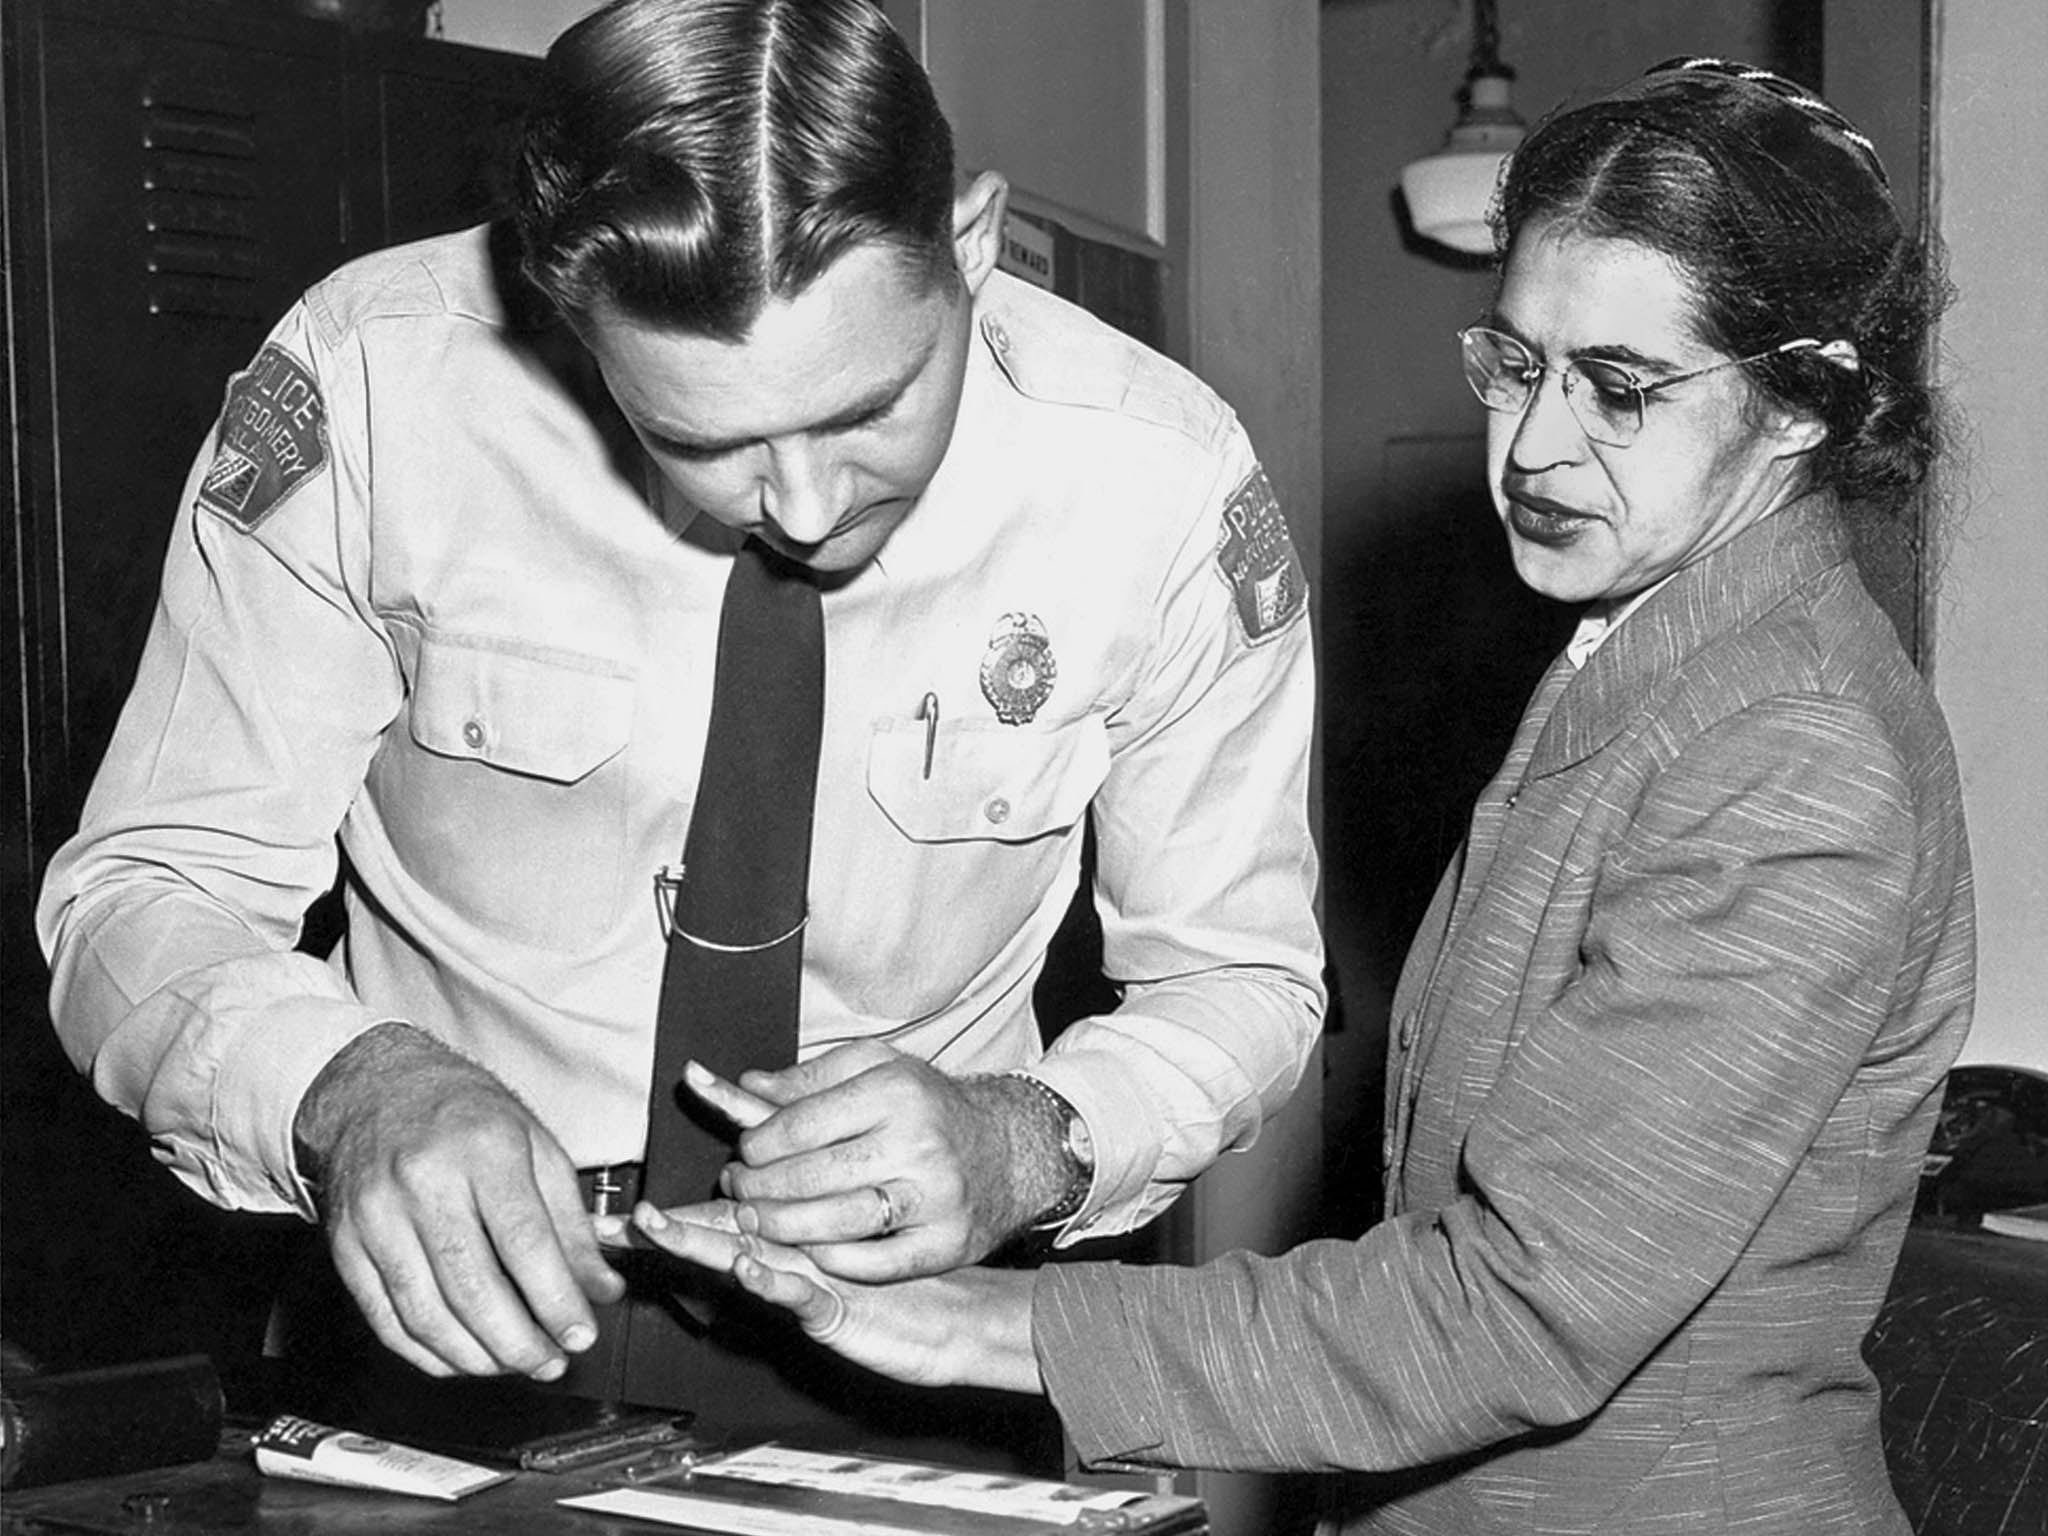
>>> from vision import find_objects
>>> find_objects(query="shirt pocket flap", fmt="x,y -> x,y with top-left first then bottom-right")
409,637 -> 635,784
868,717 -> 1108,843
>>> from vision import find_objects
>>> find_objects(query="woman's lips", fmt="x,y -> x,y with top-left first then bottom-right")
1505,491 -> 1597,546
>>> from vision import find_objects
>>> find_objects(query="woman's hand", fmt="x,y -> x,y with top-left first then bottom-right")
621,1200 -> 1045,1395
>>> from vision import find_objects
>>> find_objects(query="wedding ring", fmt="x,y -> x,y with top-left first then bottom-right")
872,1183 -> 898,1236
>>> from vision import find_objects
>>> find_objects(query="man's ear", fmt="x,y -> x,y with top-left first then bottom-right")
951,171 -> 1010,297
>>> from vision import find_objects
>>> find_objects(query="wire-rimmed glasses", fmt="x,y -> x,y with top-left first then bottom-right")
1457,325 -> 1822,448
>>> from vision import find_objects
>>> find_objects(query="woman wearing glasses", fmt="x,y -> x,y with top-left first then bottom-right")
626,59 -> 1973,1536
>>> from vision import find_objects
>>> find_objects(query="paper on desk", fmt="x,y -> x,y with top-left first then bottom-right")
559,1443 -> 1149,1533
560,1486 -> 934,1536
1979,1200 -> 2048,1240
695,1445 -> 1145,1523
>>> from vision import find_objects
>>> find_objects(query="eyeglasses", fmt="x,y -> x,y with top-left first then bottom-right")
1457,325 -> 1822,448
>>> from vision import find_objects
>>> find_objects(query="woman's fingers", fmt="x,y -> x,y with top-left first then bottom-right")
732,1247 -> 847,1336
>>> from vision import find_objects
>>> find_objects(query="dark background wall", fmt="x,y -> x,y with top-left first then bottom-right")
1,0 -> 540,1375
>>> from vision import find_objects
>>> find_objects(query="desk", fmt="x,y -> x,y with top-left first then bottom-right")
3,1413 -> 1205,1536
3,1422 -> 648,1534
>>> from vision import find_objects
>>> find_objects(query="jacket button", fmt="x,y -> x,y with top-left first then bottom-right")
461,719 -> 486,750
1397,1012 -> 1417,1049
983,797 -> 1011,824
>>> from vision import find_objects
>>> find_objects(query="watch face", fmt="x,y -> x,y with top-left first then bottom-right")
1044,1113 -> 1093,1226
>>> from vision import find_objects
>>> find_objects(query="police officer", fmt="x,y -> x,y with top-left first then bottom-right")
38,0 -> 1322,1441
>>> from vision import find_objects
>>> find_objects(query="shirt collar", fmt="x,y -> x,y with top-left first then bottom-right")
1565,571 -> 1680,669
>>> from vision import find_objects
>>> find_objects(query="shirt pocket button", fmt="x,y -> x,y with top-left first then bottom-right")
983,796 -> 1011,825
462,719 -> 486,751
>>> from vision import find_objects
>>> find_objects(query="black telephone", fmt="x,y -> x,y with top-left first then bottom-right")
1916,1063 -> 2048,1219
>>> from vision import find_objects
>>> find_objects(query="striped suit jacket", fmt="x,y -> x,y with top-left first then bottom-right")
1035,495 -> 1975,1535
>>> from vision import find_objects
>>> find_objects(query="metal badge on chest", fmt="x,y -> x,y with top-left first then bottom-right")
979,612 -> 1056,725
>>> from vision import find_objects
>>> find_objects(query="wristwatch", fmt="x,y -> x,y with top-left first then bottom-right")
1005,1070 -> 1096,1229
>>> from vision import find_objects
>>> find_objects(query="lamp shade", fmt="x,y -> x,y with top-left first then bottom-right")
1400,72 -> 1524,255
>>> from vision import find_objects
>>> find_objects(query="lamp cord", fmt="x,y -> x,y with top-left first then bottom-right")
1469,0 -> 1511,82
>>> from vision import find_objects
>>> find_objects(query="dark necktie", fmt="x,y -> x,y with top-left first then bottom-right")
642,538 -> 825,1208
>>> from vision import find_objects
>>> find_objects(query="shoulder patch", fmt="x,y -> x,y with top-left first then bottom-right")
1215,467 -> 1307,642
197,344 -> 328,532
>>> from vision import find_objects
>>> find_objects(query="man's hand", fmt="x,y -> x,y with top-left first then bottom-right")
293,1022 -> 625,1380
623,1200 -> 1042,1395
685,1042 -> 1076,1281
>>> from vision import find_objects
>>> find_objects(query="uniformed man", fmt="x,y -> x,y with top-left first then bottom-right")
37,0 -> 1322,1448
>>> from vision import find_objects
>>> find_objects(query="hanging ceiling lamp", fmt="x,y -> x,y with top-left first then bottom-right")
1399,0 -> 1524,256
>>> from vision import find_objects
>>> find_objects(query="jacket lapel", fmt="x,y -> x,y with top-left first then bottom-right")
1527,494 -> 1852,782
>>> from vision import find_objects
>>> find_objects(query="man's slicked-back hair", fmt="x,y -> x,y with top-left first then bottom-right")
514,0 -> 957,338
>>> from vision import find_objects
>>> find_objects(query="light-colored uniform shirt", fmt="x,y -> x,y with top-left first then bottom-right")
37,227 -> 1325,1244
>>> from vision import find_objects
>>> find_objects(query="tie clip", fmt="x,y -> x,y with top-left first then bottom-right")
653,863 -> 685,939
655,864 -> 809,951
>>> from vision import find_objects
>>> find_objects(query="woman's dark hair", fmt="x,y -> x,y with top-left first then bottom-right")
514,0 -> 957,339
1492,58 -> 1954,528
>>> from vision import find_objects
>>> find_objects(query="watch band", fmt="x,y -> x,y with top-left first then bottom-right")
1003,1070 -> 1094,1228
